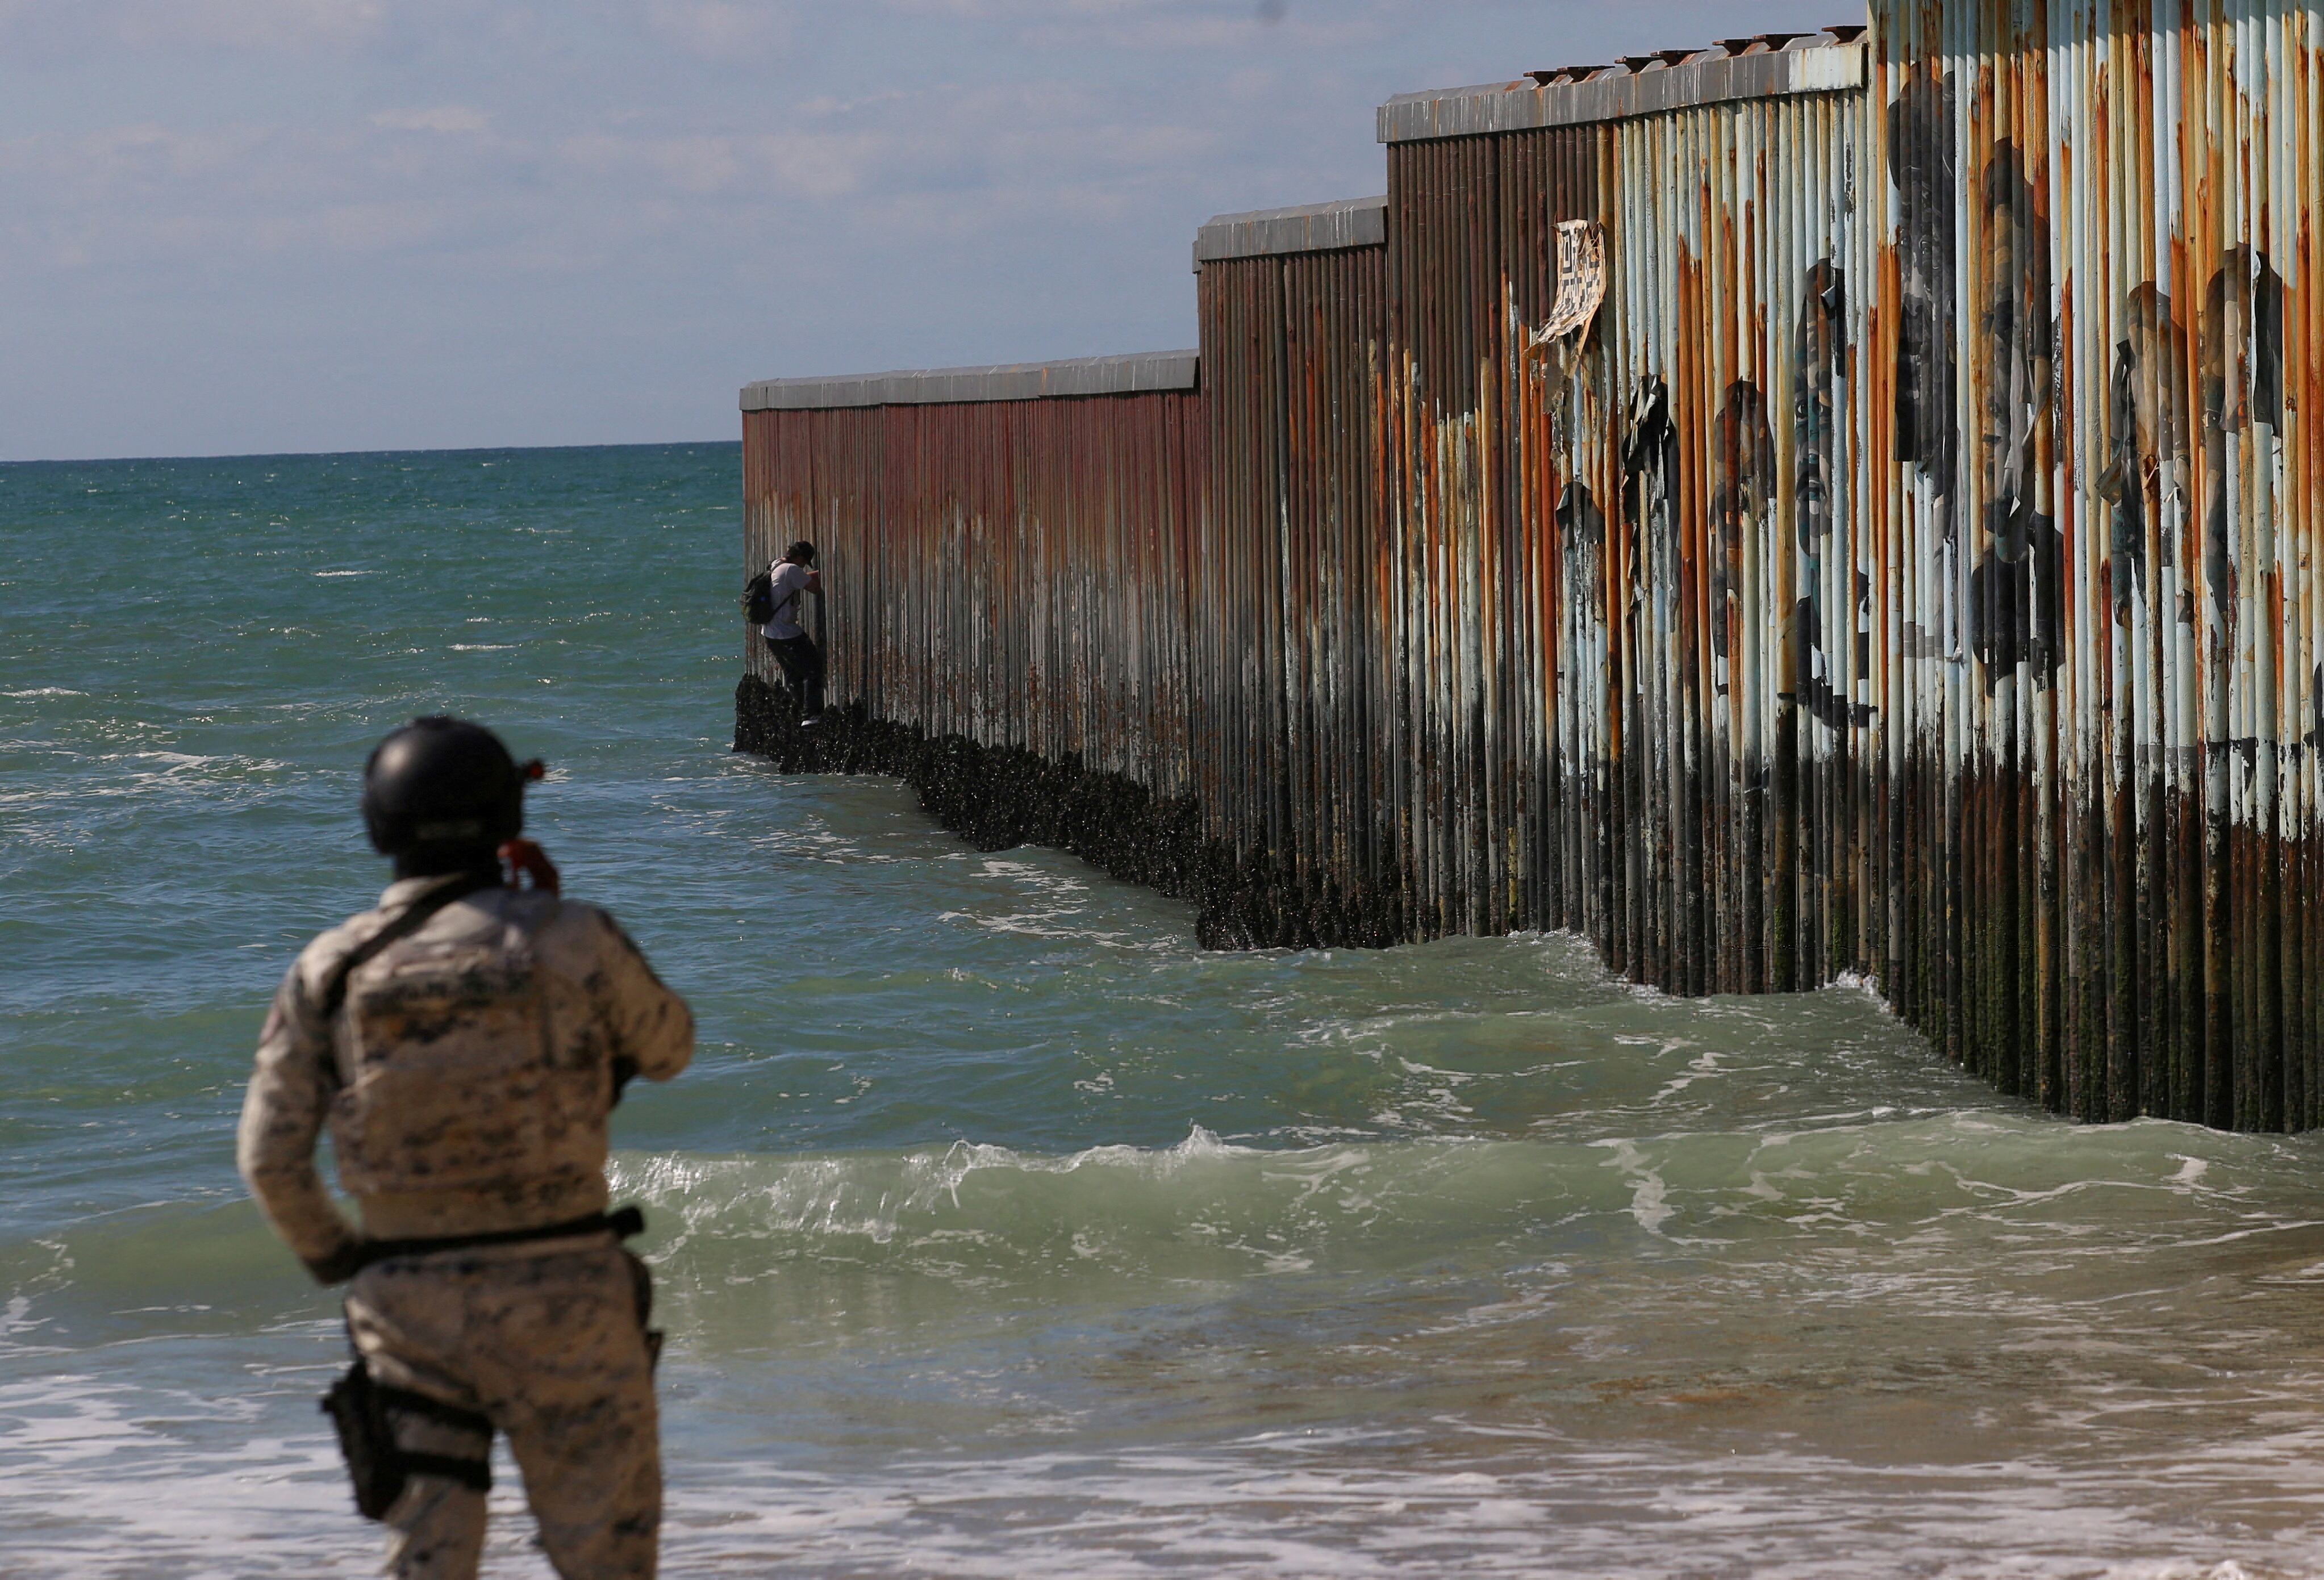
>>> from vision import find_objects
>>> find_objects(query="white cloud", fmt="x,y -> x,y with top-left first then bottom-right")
557,129 -> 873,200
878,0 -> 1391,51
0,0 -> 385,51
0,0 -> 1849,457
373,106 -> 493,134
642,0 -> 795,56
0,124 -> 281,198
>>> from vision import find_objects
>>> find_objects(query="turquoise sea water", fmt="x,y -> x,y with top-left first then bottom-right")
7,444 -> 2324,1577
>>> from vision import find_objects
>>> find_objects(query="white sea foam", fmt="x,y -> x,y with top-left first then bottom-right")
641,1431 -> 2321,1580
6,1370 -> 2317,1578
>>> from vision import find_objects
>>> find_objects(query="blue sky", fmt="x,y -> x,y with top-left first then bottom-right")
0,0 -> 1845,459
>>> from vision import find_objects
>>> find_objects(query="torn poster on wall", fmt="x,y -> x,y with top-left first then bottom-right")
1532,220 -> 1607,345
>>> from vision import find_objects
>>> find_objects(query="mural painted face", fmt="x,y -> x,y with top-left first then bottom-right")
1791,260 -> 1870,730
1965,140 -> 2063,689
1556,478 -> 1607,630
1887,70 -> 1959,515
1794,260 -> 1845,555
2197,246 -> 2285,646
1710,379 -> 1776,696
2096,283 -> 2188,624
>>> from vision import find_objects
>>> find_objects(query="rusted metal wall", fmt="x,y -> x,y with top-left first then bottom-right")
1578,88 -> 1869,999
1386,127 -> 1607,946
1194,224 -> 1395,927
1376,10 -> 2324,1130
1867,0 -> 2324,1128
742,376 -> 1205,797
1379,58 -> 1874,989
742,7 -> 2324,1131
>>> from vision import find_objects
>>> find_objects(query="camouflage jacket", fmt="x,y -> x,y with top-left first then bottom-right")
237,874 -> 694,1264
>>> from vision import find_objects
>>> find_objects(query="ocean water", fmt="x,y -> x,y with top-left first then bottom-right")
6,444 -> 2324,1578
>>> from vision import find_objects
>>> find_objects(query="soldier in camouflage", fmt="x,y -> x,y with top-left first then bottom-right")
239,717 -> 694,1579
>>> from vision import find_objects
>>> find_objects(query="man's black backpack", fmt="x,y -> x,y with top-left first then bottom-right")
742,569 -> 775,625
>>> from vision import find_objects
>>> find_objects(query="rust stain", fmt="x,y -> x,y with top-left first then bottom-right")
741,7 -> 2324,1132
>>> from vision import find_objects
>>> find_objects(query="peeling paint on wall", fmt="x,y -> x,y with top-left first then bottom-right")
742,9 -> 2324,1133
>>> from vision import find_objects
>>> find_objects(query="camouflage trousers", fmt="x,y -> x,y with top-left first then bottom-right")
344,1237 -> 662,1580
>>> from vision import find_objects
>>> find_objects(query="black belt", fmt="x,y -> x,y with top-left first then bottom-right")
355,1204 -> 646,1271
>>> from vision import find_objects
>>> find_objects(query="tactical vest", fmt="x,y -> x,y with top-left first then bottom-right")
327,911 -> 612,1220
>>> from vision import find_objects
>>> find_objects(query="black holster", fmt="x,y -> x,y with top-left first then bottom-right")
625,1247 -> 665,1372
320,1364 -> 493,1522
319,1203 -> 655,1518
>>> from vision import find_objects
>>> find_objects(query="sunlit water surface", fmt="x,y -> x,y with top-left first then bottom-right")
5,446 -> 2323,1578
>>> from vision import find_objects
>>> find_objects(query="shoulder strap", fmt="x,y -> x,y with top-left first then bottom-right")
322,875 -> 497,1018
315,875 -> 496,1088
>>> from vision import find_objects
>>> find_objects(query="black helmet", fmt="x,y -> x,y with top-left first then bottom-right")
361,717 -> 534,860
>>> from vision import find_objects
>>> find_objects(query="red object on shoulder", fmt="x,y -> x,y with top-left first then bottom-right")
498,838 -> 562,897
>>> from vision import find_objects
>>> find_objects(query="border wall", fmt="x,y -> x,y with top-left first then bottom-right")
741,353 -> 1204,791
741,5 -> 2324,1133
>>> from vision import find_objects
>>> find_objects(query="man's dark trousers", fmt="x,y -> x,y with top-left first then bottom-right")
768,634 -> 824,720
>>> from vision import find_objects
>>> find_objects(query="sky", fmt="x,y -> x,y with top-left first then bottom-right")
0,0 -> 1850,461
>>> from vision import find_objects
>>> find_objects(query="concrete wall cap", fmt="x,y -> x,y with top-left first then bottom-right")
1193,195 -> 1388,267
740,350 -> 1200,411
1377,33 -> 1867,143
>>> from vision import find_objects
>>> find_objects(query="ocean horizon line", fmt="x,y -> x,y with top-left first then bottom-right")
0,436 -> 741,470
